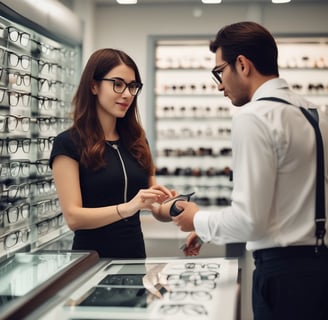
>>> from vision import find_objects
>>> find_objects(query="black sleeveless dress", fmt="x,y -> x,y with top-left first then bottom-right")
49,129 -> 148,258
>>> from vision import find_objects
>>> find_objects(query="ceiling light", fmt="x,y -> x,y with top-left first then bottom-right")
116,0 -> 137,4
272,0 -> 291,3
201,0 -> 222,3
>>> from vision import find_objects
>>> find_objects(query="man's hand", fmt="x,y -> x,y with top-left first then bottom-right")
180,231 -> 203,256
171,201 -> 199,232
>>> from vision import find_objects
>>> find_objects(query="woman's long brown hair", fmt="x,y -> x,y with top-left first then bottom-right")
71,48 -> 154,175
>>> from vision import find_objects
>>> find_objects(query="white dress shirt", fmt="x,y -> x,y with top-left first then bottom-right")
194,78 -> 328,251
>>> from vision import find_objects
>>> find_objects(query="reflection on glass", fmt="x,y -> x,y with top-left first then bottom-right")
159,303 -> 208,316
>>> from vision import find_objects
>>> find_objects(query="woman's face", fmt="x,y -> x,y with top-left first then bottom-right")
92,63 -> 137,121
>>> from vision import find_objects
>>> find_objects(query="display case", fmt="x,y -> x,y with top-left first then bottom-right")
0,250 -> 99,320
276,36 -> 328,108
25,257 -> 239,320
153,39 -> 234,209
151,36 -> 328,210
0,2 -> 82,263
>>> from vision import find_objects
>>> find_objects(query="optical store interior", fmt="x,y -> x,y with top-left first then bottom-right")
0,0 -> 327,319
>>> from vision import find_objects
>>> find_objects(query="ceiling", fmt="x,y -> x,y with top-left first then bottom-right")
94,0 -> 326,4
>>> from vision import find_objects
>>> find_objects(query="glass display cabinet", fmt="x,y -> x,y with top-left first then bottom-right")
25,257 -> 239,320
0,250 -> 99,320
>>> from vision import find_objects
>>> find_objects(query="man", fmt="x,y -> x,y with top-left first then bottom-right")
172,21 -> 328,320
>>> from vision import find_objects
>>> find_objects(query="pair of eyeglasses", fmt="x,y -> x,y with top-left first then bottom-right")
159,303 -> 207,316
1,202 -> 30,225
2,228 -> 30,249
5,26 -> 31,47
99,78 -> 143,96
37,213 -> 64,236
0,138 -> 31,154
0,160 -> 30,177
0,88 -> 31,107
0,114 -> 31,132
211,62 -> 229,84
7,51 -> 31,70
162,191 -> 195,216
33,198 -> 60,217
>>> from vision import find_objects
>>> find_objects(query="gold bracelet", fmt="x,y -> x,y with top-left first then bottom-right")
116,204 -> 127,222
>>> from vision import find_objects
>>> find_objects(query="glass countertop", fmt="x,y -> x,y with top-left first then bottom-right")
0,250 -> 99,319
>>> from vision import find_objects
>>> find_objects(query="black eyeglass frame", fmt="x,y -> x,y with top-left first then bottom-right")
211,62 -> 229,84
97,77 -> 143,96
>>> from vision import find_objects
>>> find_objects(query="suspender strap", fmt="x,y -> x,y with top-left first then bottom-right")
258,97 -> 326,249
299,107 -> 326,247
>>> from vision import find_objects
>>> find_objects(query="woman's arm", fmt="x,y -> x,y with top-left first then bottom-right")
52,155 -> 172,230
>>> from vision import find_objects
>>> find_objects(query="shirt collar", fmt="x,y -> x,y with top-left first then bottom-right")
252,78 -> 289,102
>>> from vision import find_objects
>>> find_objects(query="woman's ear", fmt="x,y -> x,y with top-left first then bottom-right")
91,80 -> 98,95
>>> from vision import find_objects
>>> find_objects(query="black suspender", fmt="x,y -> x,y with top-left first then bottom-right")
258,97 -> 326,251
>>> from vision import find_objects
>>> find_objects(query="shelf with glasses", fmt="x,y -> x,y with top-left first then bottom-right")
0,12 -> 80,263
152,36 -> 328,210
153,39 -> 233,208
276,36 -> 328,110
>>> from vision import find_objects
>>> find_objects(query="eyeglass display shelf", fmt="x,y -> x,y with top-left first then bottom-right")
0,250 -> 99,320
23,257 -> 239,320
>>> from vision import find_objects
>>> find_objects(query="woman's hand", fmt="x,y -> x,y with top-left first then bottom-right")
122,185 -> 175,218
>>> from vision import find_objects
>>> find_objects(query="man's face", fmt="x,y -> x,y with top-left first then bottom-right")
214,48 -> 250,107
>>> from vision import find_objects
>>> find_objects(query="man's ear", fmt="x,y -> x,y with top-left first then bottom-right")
236,55 -> 251,75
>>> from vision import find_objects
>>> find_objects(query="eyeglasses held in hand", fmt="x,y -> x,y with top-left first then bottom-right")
98,77 -> 143,96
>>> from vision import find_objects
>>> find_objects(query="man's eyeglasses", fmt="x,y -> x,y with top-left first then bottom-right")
211,62 -> 229,84
99,78 -> 143,96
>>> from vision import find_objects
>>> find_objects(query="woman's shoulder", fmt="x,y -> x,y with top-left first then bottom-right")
53,128 -> 80,154
55,128 -> 75,142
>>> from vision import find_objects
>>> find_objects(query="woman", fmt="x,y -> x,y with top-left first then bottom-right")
50,48 -> 176,258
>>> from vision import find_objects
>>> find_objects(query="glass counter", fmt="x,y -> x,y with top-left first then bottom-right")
26,257 -> 239,320
0,250 -> 99,320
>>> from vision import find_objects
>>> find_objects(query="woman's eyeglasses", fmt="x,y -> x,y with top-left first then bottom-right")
98,78 -> 143,96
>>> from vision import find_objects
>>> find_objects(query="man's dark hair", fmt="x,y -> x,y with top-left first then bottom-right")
210,21 -> 279,76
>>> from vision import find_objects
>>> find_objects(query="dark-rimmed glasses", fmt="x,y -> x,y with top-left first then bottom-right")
0,88 -> 31,107
2,228 -> 30,249
5,26 -> 31,47
0,160 -> 31,178
1,202 -> 30,225
99,78 -> 143,96
6,69 -> 32,87
211,62 -> 229,84
0,138 -> 31,154
7,51 -> 31,70
0,114 -> 31,132
162,191 -> 195,204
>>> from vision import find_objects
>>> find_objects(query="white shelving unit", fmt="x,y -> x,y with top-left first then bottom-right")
152,36 -> 328,209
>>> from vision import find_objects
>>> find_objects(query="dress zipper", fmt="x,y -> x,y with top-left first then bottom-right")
109,143 -> 128,202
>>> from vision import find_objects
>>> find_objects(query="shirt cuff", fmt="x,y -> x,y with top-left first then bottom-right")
194,210 -> 213,243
